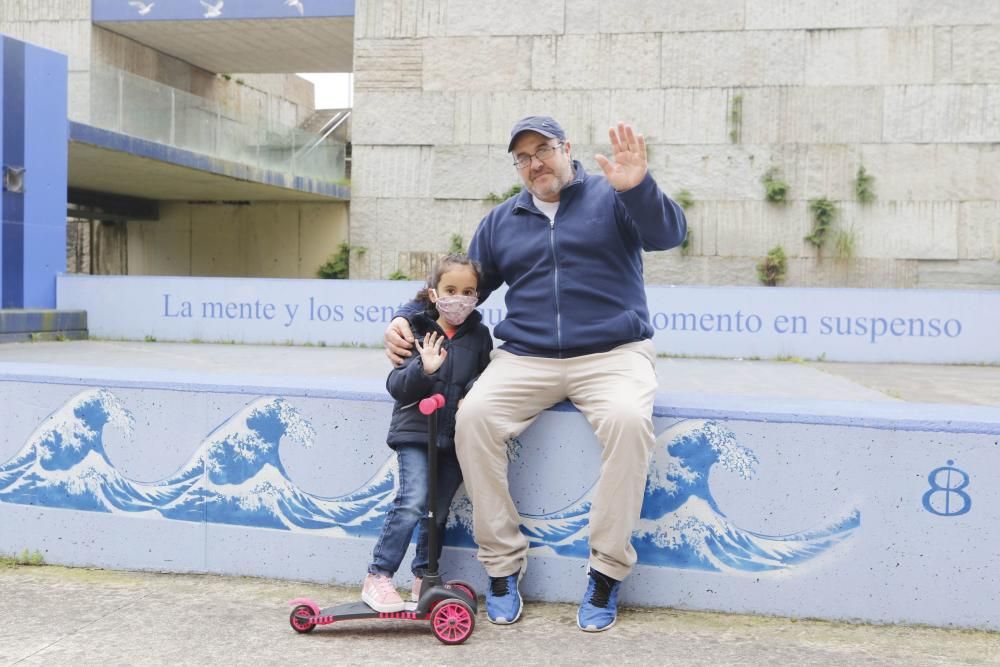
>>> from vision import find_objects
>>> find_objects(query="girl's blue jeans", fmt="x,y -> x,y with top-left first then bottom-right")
368,443 -> 463,578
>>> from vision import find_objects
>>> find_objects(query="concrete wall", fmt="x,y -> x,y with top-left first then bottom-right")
2,369 -> 998,630
56,276 -> 1000,363
125,201 -> 349,279
91,26 -> 315,128
350,1 -> 1000,289
0,2 -> 315,128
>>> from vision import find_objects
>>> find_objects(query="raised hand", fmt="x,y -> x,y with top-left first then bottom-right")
415,332 -> 448,374
594,122 -> 648,192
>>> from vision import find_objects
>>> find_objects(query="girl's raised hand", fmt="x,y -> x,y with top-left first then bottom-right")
415,332 -> 448,374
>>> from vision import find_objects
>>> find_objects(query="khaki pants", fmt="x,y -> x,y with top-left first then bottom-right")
454,340 -> 657,582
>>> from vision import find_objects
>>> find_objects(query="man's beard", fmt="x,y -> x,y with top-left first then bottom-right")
528,165 -> 572,200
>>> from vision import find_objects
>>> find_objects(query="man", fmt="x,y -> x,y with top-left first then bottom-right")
383,116 -> 686,631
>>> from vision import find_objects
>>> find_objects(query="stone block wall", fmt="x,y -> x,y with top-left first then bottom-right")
351,1 -> 1000,289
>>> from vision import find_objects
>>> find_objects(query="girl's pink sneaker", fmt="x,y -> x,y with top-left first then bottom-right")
361,573 -> 405,612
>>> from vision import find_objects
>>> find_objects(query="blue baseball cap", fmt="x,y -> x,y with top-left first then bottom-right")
507,115 -> 566,153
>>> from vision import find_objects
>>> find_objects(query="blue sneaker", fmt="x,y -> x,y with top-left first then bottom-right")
577,569 -> 620,632
486,571 -> 523,624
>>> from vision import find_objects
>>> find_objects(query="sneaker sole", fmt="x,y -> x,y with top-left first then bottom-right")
487,599 -> 523,625
576,615 -> 617,632
487,591 -> 523,625
361,591 -> 405,613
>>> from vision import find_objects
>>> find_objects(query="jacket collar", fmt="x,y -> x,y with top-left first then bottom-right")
511,160 -> 587,215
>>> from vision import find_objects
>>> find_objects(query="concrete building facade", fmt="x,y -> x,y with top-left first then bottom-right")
349,0 -> 1000,289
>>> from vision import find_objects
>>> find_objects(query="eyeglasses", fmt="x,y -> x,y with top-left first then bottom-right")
512,142 -> 563,169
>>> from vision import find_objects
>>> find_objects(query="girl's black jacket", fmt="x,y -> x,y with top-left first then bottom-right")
385,307 -> 493,449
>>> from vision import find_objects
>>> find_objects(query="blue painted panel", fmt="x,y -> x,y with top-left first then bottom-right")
93,0 -> 354,21
1,37 -> 25,308
0,37 -> 68,309
0,41 -> 4,304
23,44 -> 68,309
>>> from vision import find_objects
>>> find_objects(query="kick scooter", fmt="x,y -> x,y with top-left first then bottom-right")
288,393 -> 478,644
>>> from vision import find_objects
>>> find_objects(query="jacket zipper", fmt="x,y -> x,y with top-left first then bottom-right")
548,217 -> 563,355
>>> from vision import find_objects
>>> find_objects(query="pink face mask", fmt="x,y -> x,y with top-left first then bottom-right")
430,289 -> 478,326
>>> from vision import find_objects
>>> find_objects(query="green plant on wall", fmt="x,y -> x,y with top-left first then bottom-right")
757,245 -> 788,286
672,191 -> 694,256
761,167 -> 790,204
674,189 -> 695,210
317,242 -> 366,279
486,184 -> 523,204
729,94 -> 743,143
756,245 -> 788,286
449,233 -> 464,254
680,230 -> 693,256
854,165 -> 876,204
388,269 -> 410,280
834,226 -> 857,261
805,197 -> 837,250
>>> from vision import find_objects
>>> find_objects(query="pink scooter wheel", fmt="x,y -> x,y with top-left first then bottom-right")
430,598 -> 475,645
289,604 -> 316,633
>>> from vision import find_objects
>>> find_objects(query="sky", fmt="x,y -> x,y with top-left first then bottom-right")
298,73 -> 354,109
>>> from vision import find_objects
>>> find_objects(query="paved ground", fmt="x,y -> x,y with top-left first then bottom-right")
803,361 -> 1000,407
2,564 -> 998,666
1,339 -> 998,407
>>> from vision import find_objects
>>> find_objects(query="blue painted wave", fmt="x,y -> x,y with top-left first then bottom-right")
0,391 -> 860,572
451,420 -> 860,572
0,391 -> 395,535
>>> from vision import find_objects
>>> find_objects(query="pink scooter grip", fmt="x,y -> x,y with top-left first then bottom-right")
419,393 -> 446,415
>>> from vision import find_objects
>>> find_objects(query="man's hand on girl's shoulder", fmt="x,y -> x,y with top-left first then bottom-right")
384,316 -> 415,366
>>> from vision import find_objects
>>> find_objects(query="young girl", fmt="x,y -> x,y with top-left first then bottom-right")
362,253 -> 493,611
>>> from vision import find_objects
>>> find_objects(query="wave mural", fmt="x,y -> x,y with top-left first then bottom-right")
0,390 -> 859,572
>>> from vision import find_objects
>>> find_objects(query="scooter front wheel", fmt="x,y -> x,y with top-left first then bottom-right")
289,604 -> 317,633
430,598 -> 475,645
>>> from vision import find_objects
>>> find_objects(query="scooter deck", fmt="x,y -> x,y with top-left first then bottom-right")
312,601 -> 427,624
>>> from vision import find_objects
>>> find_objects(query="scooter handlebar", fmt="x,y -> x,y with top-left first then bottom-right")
419,393 -> 446,415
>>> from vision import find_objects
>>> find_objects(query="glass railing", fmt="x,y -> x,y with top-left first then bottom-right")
77,62 -> 346,183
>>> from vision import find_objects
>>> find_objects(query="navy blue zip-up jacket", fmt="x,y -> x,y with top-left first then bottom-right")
396,162 -> 685,358
385,308 -> 493,449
